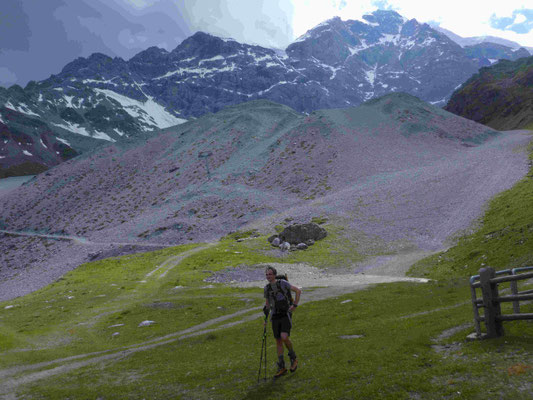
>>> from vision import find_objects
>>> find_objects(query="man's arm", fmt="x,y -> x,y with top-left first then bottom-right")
289,284 -> 301,310
263,298 -> 270,325
263,298 -> 270,315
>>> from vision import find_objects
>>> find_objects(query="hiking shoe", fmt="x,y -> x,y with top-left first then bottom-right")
290,358 -> 298,372
274,367 -> 287,378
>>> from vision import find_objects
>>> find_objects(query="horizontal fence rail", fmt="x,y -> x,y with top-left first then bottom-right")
470,266 -> 533,338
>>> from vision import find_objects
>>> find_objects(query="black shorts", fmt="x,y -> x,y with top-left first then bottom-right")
271,313 -> 292,339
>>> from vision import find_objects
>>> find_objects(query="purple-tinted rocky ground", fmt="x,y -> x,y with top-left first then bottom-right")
1,93 -> 531,301
204,265 -> 266,284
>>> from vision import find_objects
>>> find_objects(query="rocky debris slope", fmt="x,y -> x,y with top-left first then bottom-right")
0,94 -> 531,300
445,56 -> 533,130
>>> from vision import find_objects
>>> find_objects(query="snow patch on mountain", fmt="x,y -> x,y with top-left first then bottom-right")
56,137 -> 71,146
358,18 -> 379,27
253,54 -> 272,63
421,37 -> 437,47
83,78 -> 119,87
365,65 -> 378,86
5,102 -> 40,117
94,89 -> 186,130
257,81 -> 292,96
63,95 -> 76,108
52,121 -> 115,142
155,63 -> 237,80
198,55 -> 225,65
380,34 -> 400,45
349,40 -> 370,55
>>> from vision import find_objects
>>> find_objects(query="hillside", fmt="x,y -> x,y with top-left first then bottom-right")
2,9 -> 524,177
445,56 -> 533,130
1,93 -> 531,300
0,106 -> 86,178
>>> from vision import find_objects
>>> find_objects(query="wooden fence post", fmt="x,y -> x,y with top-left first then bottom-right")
479,267 -> 504,338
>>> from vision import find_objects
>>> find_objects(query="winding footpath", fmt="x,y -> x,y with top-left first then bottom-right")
0,230 -> 181,248
0,246 -> 433,398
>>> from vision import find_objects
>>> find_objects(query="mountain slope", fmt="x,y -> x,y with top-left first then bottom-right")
444,56 -> 533,130
2,9 -> 520,177
464,42 -> 530,67
2,10 -> 532,177
1,93 -> 531,299
0,105 -> 87,178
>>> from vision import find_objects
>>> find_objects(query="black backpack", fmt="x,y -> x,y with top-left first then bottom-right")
267,274 -> 294,314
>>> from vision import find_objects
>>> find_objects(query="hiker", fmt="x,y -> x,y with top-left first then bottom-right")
263,265 -> 301,378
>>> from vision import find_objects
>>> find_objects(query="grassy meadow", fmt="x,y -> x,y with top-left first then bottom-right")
1,140 -> 533,398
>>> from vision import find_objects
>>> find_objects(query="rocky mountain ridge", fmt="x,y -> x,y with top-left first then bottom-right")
445,56 -> 533,130
1,9 -> 531,176
429,24 -> 533,55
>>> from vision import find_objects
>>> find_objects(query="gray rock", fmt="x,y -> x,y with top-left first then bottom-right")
271,237 -> 281,247
339,334 -> 364,339
138,320 -> 156,327
267,234 -> 278,243
280,222 -> 327,245
297,243 -> 308,250
279,241 -> 291,251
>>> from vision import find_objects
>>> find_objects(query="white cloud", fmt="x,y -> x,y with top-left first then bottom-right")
290,0 -> 533,47
182,0 -> 295,49
514,14 -> 527,24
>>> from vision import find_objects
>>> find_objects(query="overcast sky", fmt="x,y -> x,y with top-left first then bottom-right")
1,0 -> 532,88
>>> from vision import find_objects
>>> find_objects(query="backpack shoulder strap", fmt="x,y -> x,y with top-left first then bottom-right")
278,279 -> 293,305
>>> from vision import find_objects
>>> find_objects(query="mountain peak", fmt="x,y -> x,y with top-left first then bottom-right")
129,46 -> 169,63
60,53 -> 126,77
363,9 -> 407,25
172,31 -> 242,59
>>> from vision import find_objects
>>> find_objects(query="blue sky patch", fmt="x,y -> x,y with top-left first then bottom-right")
371,0 -> 395,10
490,9 -> 533,34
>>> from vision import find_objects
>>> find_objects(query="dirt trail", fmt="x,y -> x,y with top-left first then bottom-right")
0,229 -> 180,248
0,249 -> 432,397
145,242 -> 217,278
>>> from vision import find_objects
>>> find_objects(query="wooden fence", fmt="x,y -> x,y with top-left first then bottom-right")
470,266 -> 533,338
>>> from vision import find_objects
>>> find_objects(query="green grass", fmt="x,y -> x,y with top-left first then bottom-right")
8,280 -> 533,399
522,121 -> 533,131
1,145 -> 533,398
236,224 -> 369,269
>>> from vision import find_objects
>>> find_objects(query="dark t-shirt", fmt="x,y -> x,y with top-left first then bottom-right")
264,279 -> 291,316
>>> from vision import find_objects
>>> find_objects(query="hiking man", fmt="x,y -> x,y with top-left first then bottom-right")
263,265 -> 302,377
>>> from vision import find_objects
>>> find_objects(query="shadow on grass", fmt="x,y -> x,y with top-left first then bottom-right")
241,373 -> 295,400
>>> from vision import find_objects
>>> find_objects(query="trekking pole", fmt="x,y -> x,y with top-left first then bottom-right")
257,315 -> 268,383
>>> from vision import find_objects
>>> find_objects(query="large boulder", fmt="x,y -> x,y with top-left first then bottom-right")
279,223 -> 327,245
